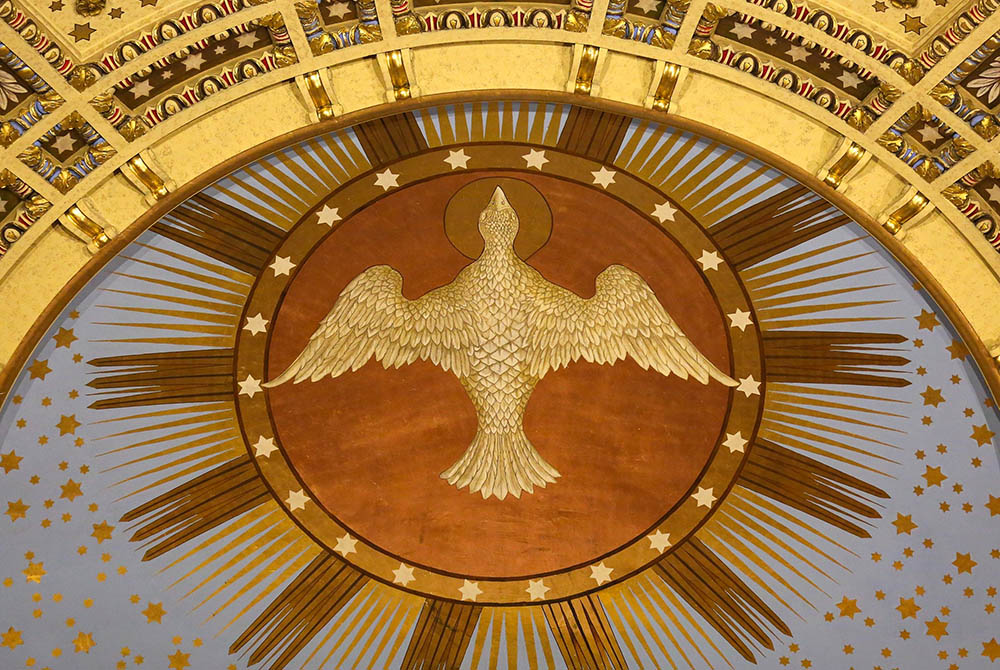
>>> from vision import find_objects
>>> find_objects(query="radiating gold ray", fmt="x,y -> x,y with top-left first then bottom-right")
163,504 -> 278,573
214,537 -> 317,631
177,513 -> 289,596
92,321 -> 234,335
758,425 -> 895,475
311,586 -> 385,670
698,172 -> 784,225
104,429 -> 236,474
416,108 -> 442,147
364,591 -> 414,669
601,591 -> 661,669
436,108 -> 457,146
530,605 -> 556,668
672,147 -> 738,201
659,141 -> 720,194
732,486 -> 859,557
504,609 -> 518,670
766,400 -> 906,433
649,133 -> 697,187
94,406 -> 232,437
629,579 -> 700,668
542,105 -> 565,146
454,106 -> 471,143
756,298 -> 896,320
220,544 -> 323,633
484,101 -> 500,141
111,272 -> 246,304
305,137 -> 351,184
98,288 -> 242,314
612,119 -> 651,170
351,593 -> 406,669
256,159 -> 316,213
740,238 -> 865,283
333,130 -> 371,173
723,501 -> 846,573
759,316 -> 901,330
132,243 -> 255,285
213,180 -> 296,228
96,304 -> 234,325
640,576 -> 725,669
768,383 -> 909,405
98,420 -> 234,457
715,509 -> 831,596
622,125 -> 673,178
335,590 -> 397,669
514,106 -> 530,142
616,583 -> 675,669
747,266 -> 880,300
698,526 -> 804,616
469,605 -> 491,669
684,154 -> 753,207
754,283 -> 892,310
764,410 -> 899,449
90,335 -> 234,346
115,451 -> 234,498
381,597 -> 421,667
488,608 -> 503,668
689,163 -> 774,223
471,102 -> 485,142
119,256 -> 250,295
290,141 -> 338,187
239,164 -> 309,224
517,609 -> 540,670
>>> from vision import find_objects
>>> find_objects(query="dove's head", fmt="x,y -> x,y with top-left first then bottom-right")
478,186 -> 519,248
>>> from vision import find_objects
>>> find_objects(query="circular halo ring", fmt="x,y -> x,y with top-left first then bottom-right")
444,176 -> 552,259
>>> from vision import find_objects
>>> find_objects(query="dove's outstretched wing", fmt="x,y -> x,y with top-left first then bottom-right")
525,264 -> 738,386
264,265 -> 475,387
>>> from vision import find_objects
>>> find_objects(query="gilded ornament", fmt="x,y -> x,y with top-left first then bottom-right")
574,45 -> 599,96
0,121 -> 19,148
564,8 -> 589,32
62,111 -> 86,130
38,90 -> 64,113
888,0 -> 917,7
89,90 -> 114,115
17,145 -> 41,169
651,63 -> 682,112
821,141 -> 866,190
385,50 -> 411,101
23,194 -> 51,218
272,45 -> 298,68
929,82 -> 958,107
302,70 -> 337,120
688,38 -> 717,60
892,58 -> 924,85
59,203 -> 115,253
90,142 -> 116,165
117,117 -> 148,141
942,184 -> 970,208
0,168 -> 16,188
974,115 -> 1000,140
52,170 -> 79,194
847,108 -> 874,131
122,155 -> 169,200
309,33 -> 335,55
74,0 -> 105,15
702,3 -> 728,22
876,132 -> 904,155
68,65 -> 98,92
914,159 -> 941,181
883,191 -> 930,235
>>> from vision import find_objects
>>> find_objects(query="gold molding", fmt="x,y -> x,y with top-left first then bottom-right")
820,140 -> 868,191
881,190 -> 932,236
58,204 -> 116,254
573,45 -> 600,96
383,50 -> 413,102
121,155 -> 170,201
300,70 -> 339,121
648,62 -> 682,113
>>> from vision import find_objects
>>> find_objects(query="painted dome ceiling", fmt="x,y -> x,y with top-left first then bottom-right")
1,0 -> 1000,669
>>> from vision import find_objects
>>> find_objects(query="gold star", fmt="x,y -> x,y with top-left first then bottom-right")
925,616 -> 949,640
953,552 -> 977,574
836,596 -> 861,618
6,499 -> 29,522
72,631 -> 95,653
987,495 -> 1000,516
91,521 -> 114,543
22,561 -> 45,583
53,328 -> 77,348
900,13 -> 926,34
971,424 -> 995,447
57,414 -> 81,435
893,513 -> 918,535
914,309 -> 939,331
0,450 -> 23,473
946,339 -> 969,359
921,386 -> 945,407
922,465 -> 947,487
1,627 -> 23,649
983,638 -> 1000,662
69,22 -> 96,41
141,602 -> 165,623
59,479 -> 83,502
28,359 -> 51,380
897,597 -> 921,619
167,650 -> 190,670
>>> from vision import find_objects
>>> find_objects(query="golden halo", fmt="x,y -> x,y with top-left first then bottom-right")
444,176 -> 552,259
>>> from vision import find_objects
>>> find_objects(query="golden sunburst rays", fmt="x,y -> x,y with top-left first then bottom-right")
414,101 -> 573,149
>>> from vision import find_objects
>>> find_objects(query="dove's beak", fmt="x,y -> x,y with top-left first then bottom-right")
488,186 -> 512,211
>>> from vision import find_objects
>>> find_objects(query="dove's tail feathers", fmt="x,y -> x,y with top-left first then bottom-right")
441,429 -> 560,501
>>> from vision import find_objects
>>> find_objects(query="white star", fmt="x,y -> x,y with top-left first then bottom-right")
213,44 -> 227,55
130,78 -> 153,98
285,488 -> 310,511
253,435 -> 278,458
634,0 -> 659,13
916,125 -> 943,145
730,22 -> 756,41
837,70 -> 863,90
183,51 -> 205,71
525,579 -> 550,601
238,374 -> 262,398
235,31 -> 262,49
697,250 -> 723,271
819,61 -> 831,70
522,149 -> 548,170
591,166 -> 616,188
647,529 -> 672,553
691,486 -> 717,507
459,579 -> 482,601
243,313 -> 268,336
392,563 -> 415,586
722,431 -> 747,453
727,308 -> 753,331
444,149 -> 470,170
316,204 -> 341,226
651,201 -> 677,223
50,134 -> 78,155
269,255 -> 296,277
786,44 -> 810,63
335,533 -> 358,556
374,169 -> 400,191
764,36 -> 777,46
737,375 -> 761,397
590,563 -> 613,585
987,184 -> 1000,203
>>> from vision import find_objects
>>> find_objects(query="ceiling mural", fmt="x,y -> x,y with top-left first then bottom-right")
0,99 -> 998,669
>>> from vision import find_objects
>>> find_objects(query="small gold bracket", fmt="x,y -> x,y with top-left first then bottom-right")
377,49 -> 419,102
296,69 -> 342,122
58,201 -> 116,254
879,188 -> 932,237
568,44 -> 604,96
119,150 -> 174,206
818,138 -> 870,192
645,61 -> 683,113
